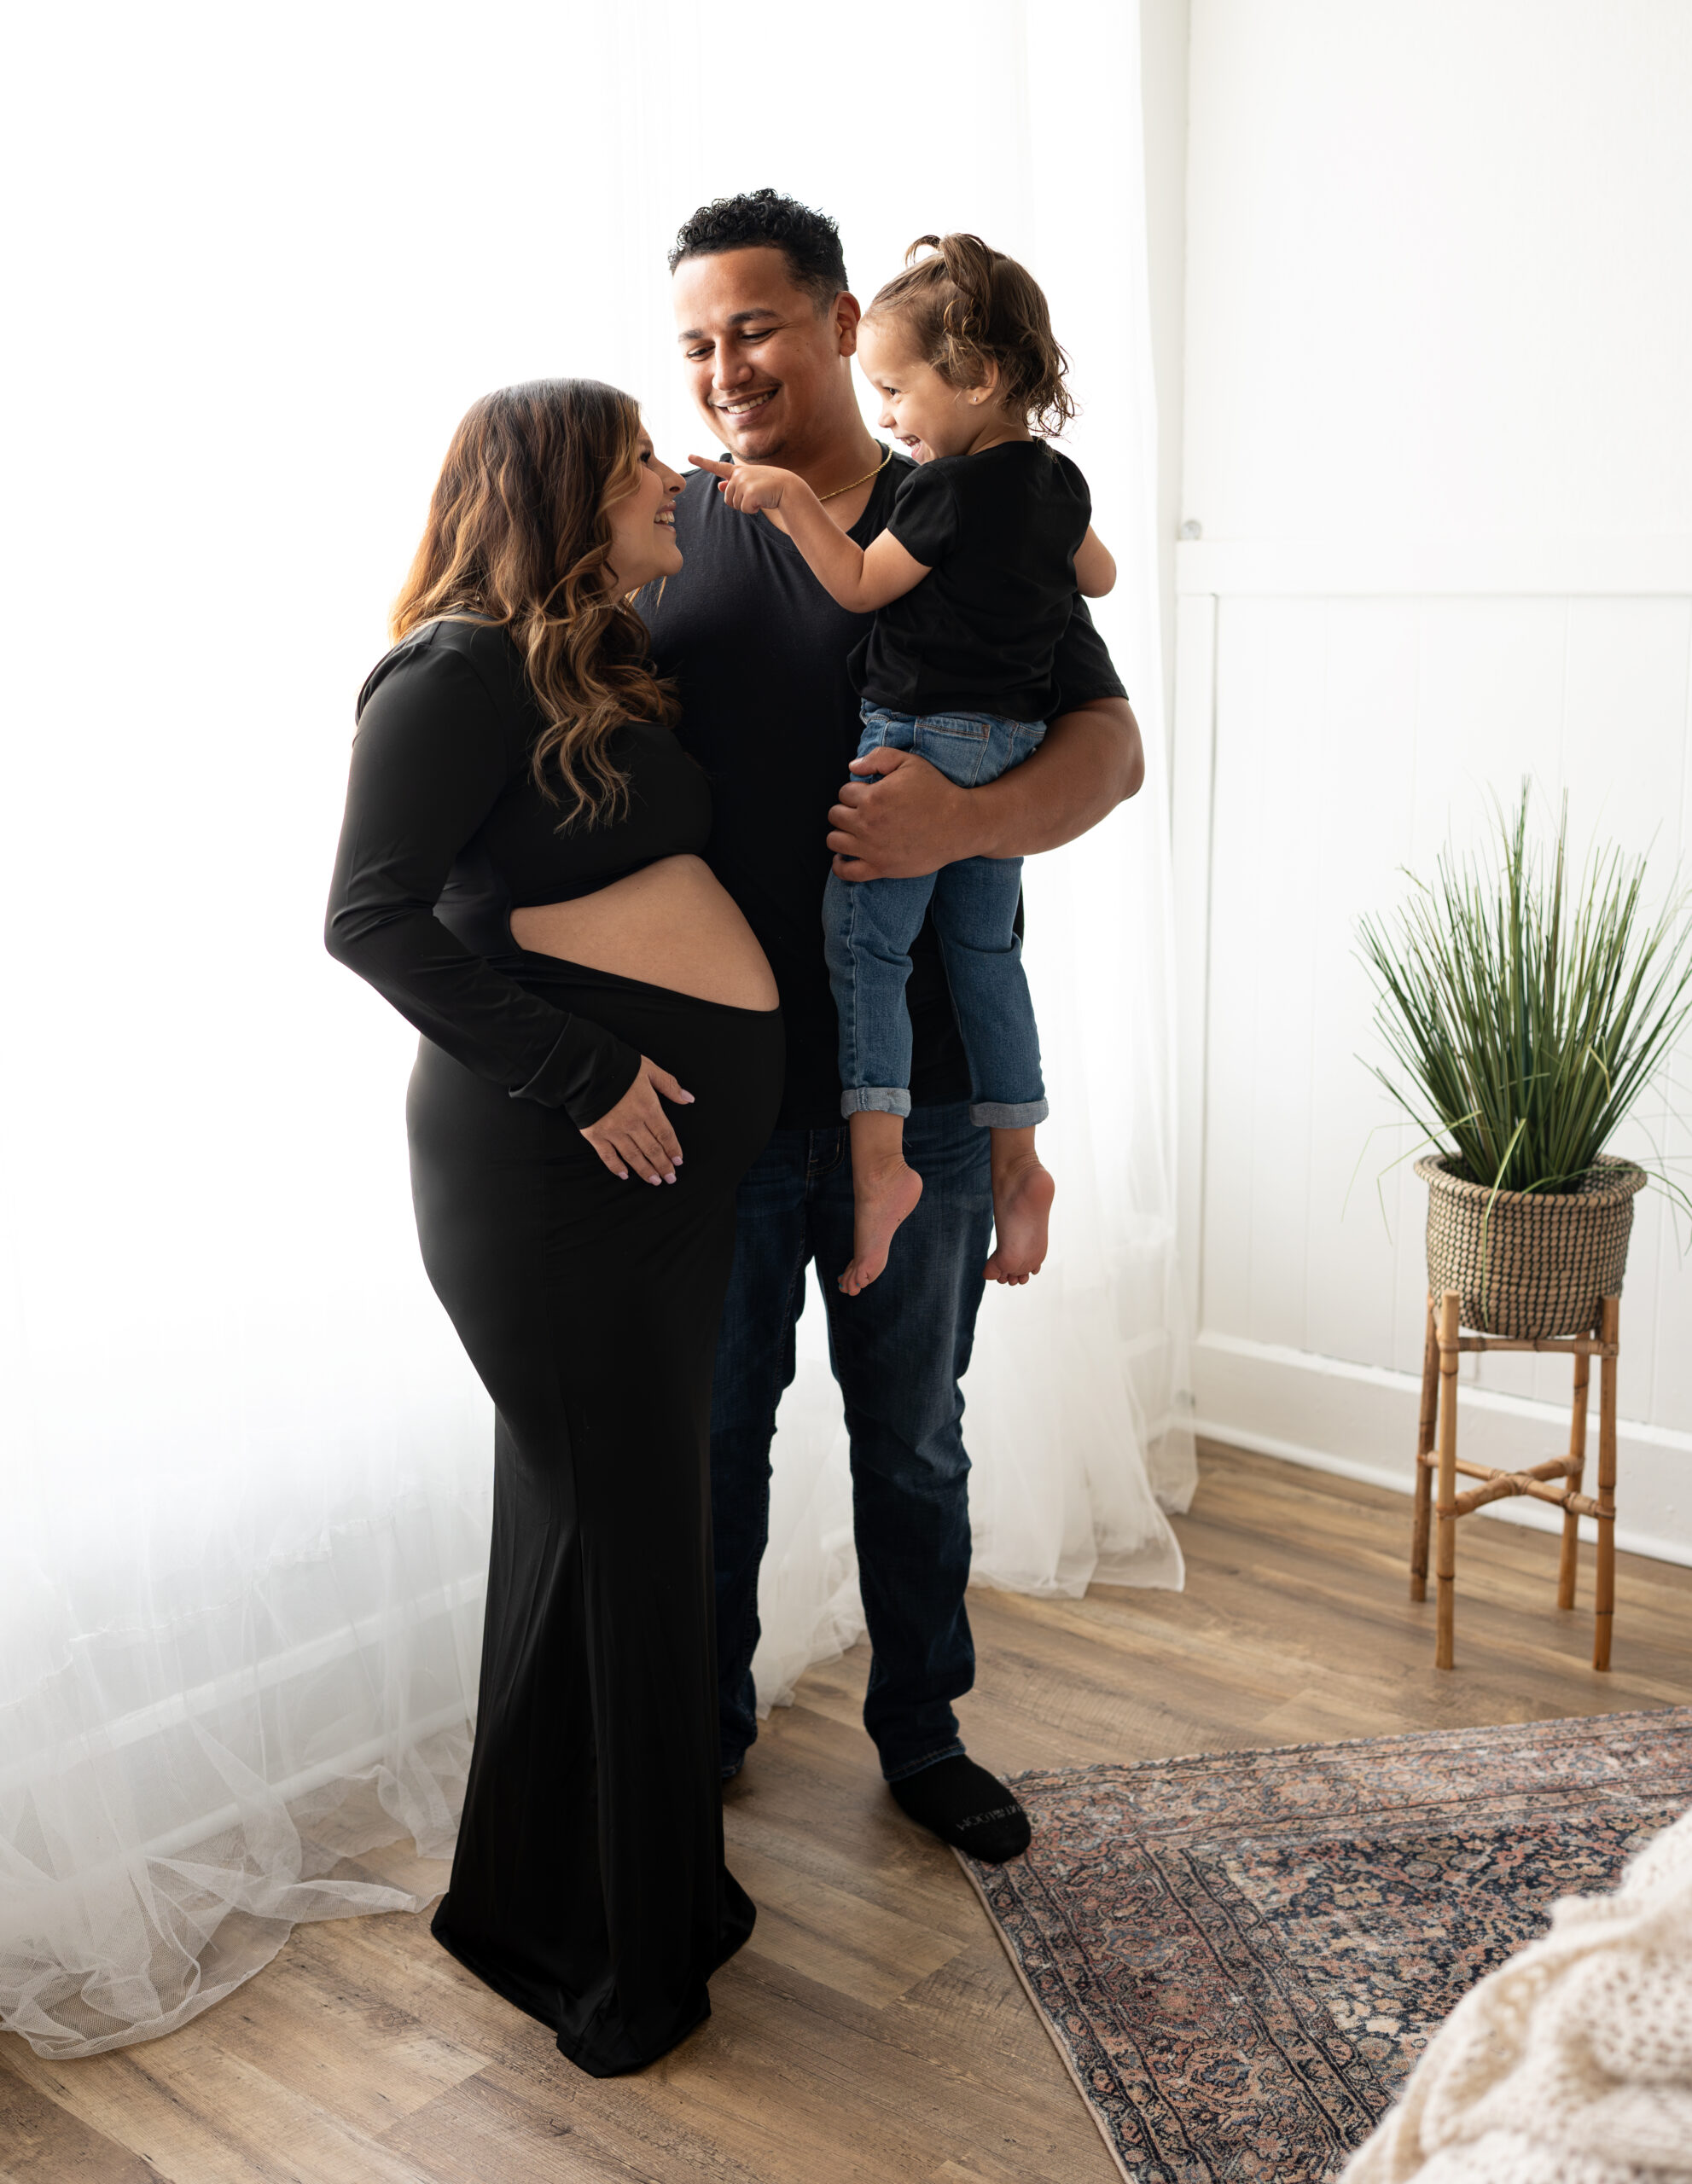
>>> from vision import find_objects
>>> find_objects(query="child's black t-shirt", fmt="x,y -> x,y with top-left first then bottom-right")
851,441 -> 1090,724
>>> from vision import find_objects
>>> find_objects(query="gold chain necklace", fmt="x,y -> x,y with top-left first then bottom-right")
817,444 -> 893,502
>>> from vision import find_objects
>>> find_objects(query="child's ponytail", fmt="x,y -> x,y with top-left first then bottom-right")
867,233 -> 1075,437
910,230 -> 998,349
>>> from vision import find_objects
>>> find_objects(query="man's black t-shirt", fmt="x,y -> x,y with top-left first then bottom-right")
856,442 -> 1091,723
638,448 -> 1126,1132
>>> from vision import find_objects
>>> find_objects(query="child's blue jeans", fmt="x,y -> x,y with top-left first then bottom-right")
823,702 -> 1050,1129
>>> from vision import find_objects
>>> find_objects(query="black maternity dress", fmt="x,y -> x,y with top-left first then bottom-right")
324,617 -> 782,2075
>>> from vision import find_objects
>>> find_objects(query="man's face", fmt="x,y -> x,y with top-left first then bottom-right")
672,245 -> 858,465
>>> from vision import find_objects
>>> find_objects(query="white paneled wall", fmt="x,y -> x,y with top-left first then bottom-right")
1175,2 -> 1692,1565
1177,561 -> 1692,1561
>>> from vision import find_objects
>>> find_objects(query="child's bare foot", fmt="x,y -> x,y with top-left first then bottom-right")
840,1109 -> 923,1295
840,1155 -> 924,1295
984,1141 -> 1055,1285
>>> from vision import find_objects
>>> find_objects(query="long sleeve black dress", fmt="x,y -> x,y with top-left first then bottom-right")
324,616 -> 782,2075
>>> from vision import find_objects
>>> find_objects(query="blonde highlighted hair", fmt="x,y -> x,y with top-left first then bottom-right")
391,379 -> 677,826
866,233 -> 1074,437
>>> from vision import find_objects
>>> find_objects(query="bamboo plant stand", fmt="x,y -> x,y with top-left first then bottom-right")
1410,1289 -> 1620,1671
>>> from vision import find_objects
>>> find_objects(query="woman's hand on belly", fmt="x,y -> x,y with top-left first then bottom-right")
509,855 -> 778,1012
581,1054 -> 693,1184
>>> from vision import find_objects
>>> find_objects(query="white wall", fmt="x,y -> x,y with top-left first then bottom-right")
1182,0 -> 1692,543
1175,1 -> 1692,1566
1140,0 -> 1192,735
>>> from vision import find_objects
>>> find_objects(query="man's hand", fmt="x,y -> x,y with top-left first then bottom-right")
827,697 -> 1146,882
826,746 -> 980,881
690,454 -> 792,516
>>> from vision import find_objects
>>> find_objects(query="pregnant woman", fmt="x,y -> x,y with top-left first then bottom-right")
325,380 -> 782,2075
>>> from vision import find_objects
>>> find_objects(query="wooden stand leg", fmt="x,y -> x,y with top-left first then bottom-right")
1435,1290 -> 1461,1670
1558,1310 -> 1594,1611
1411,1293 -> 1437,1601
1593,1295 -> 1619,1670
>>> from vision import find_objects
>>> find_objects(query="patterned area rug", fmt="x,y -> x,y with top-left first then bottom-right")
958,1710 -> 1692,2184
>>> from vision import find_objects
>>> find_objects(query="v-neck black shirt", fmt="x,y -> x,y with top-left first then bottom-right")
638,448 -> 1126,1132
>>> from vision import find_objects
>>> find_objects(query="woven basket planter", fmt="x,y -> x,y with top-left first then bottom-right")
1415,1153 -> 1647,1339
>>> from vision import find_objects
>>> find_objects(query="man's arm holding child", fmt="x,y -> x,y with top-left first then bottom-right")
832,532 -> 1137,881
828,695 -> 1144,880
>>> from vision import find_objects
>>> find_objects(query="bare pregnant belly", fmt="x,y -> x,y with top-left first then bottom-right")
509,854 -> 779,1013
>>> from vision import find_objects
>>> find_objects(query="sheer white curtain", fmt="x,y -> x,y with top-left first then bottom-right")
0,0 -> 1191,2057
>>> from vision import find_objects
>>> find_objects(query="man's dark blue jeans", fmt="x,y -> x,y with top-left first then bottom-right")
710,1101 -> 993,1783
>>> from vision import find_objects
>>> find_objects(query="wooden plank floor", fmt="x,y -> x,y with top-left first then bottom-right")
5,1444 -> 1689,2184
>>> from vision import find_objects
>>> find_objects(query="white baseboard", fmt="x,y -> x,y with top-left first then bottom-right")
1193,1330 -> 1692,1570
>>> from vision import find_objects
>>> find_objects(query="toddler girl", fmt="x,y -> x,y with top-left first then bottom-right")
695,232 -> 1114,1294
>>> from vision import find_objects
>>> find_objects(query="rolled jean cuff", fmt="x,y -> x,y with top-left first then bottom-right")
840,1086 -> 913,1118
969,1098 -> 1049,1128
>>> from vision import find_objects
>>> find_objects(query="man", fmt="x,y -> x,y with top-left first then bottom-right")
640,190 -> 1143,1863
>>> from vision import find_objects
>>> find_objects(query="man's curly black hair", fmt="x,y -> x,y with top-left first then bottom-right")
667,189 -> 848,309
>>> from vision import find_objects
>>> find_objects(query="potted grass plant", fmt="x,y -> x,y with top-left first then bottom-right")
1358,787 -> 1692,1339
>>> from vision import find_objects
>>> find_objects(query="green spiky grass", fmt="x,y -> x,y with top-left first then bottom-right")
1358,787 -> 1692,1199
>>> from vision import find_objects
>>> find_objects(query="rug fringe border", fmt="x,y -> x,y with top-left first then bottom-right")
999,1704 -> 1691,1793
952,1845 -> 1136,2184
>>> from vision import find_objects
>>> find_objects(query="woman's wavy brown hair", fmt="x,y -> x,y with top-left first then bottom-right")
391,379 -> 677,826
865,233 -> 1074,437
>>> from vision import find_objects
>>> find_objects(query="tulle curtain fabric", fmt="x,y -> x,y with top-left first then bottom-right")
0,0 -> 1190,2055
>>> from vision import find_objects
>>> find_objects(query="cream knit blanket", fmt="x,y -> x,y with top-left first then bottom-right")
1341,1804 -> 1692,2184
